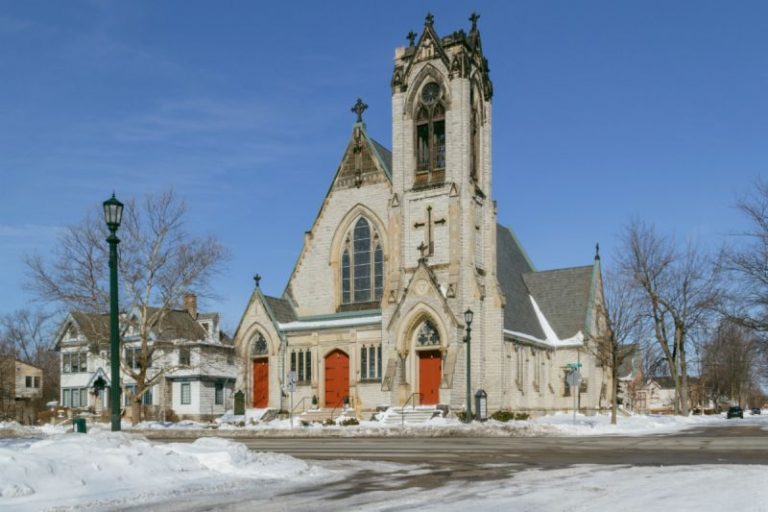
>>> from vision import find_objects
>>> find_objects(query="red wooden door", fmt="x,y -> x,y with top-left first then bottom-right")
419,351 -> 441,405
324,350 -> 349,408
252,358 -> 269,408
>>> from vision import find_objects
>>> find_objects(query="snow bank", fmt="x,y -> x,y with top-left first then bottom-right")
0,432 -> 324,511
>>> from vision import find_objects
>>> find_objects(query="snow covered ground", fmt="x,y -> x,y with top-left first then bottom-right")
1,413 -> 766,511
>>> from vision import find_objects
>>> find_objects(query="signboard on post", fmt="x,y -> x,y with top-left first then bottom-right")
287,372 -> 297,428
566,368 -> 582,425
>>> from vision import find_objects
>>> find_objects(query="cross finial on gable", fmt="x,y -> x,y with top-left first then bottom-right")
351,98 -> 368,123
254,274 -> 261,288
425,12 -> 434,27
469,12 -> 480,30
406,31 -> 417,47
417,241 -> 429,263
595,243 -> 600,261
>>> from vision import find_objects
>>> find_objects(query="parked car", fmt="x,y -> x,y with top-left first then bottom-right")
751,407 -> 761,415
727,406 -> 743,419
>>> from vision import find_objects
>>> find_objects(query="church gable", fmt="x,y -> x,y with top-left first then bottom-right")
333,121 -> 392,190
522,266 -> 594,341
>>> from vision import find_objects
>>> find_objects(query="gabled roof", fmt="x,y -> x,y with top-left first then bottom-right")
496,224 -> 545,339
522,266 -> 594,340
70,312 -> 111,345
133,307 -> 208,342
369,137 -> 392,179
263,296 -> 297,323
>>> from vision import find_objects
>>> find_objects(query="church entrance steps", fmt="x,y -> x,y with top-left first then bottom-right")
299,408 -> 352,423
380,406 -> 439,425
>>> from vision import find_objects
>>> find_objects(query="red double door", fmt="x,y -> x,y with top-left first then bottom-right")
252,358 -> 269,408
419,350 -> 441,405
324,349 -> 349,408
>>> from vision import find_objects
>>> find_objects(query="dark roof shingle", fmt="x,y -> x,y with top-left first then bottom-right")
496,225 -> 545,338
264,296 -> 297,323
522,266 -> 594,340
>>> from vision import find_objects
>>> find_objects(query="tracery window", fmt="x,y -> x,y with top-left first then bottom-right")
341,217 -> 384,305
251,333 -> 268,356
414,82 -> 446,188
417,321 -> 440,346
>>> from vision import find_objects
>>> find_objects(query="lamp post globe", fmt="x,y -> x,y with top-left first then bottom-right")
463,308 -> 473,422
103,193 -> 123,432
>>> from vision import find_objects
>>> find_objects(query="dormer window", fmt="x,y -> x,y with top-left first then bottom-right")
414,82 -> 446,188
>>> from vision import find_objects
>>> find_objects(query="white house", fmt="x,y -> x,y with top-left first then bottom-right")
53,294 -> 237,421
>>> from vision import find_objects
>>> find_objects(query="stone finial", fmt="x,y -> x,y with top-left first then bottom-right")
407,31 -> 417,47
469,12 -> 480,30
254,274 -> 261,288
425,12 -> 434,27
595,243 -> 601,261
351,98 -> 368,123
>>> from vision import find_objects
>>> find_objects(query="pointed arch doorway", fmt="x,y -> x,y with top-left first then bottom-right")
414,319 -> 442,406
324,349 -> 349,408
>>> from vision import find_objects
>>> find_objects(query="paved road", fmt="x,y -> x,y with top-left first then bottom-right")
147,421 -> 768,468
137,420 -> 768,512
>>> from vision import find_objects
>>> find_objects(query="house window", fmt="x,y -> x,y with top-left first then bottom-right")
34,376 -> 40,388
181,383 -> 191,405
290,349 -> 312,383
515,346 -> 524,391
124,384 -> 136,406
26,376 -> 32,388
63,352 -> 88,373
125,347 -> 142,370
532,350 -> 541,392
215,382 -> 224,405
563,370 -> 571,397
179,346 -> 191,367
580,378 -> 589,394
63,388 -> 71,407
341,217 -> 384,305
69,387 -> 87,408
360,345 -> 382,381
142,387 -> 153,405
414,82 -> 446,188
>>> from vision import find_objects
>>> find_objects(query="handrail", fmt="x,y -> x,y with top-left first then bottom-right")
290,396 -> 311,416
401,392 -> 423,428
330,395 -> 350,423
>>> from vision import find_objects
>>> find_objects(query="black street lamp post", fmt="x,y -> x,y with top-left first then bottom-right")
103,194 -> 124,432
463,308 -> 474,422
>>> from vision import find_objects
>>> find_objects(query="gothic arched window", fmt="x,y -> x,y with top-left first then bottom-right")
251,333 -> 268,356
417,320 -> 440,346
414,82 -> 446,188
341,217 -> 384,306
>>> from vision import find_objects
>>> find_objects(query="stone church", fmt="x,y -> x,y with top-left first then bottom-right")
233,14 -> 612,417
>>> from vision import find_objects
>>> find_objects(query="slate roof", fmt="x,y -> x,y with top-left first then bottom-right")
134,307 -> 208,341
369,138 -> 393,180
496,225 -> 545,339
522,266 -> 594,340
264,296 -> 297,323
70,312 -> 111,345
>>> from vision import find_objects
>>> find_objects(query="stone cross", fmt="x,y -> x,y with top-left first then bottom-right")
254,274 -> 261,288
425,12 -> 434,26
406,31 -> 417,47
413,205 -> 445,257
469,12 -> 480,30
351,98 -> 368,123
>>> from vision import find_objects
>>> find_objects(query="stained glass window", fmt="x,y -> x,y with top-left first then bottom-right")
417,321 -> 440,346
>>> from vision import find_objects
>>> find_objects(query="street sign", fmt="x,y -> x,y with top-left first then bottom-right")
566,370 -> 581,388
566,363 -> 582,369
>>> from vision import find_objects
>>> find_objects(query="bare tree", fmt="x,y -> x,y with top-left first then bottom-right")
0,309 -> 59,403
700,319 -> 762,408
26,190 -> 228,424
721,179 -> 768,344
601,270 -> 643,424
619,221 -> 720,415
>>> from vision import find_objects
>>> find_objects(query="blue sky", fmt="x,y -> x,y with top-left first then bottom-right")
1,1 -> 766,331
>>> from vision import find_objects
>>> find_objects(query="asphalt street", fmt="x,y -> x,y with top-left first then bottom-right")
137,417 -> 768,512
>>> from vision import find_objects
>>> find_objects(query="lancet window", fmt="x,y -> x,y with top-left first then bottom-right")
341,217 -> 384,305
414,81 -> 446,187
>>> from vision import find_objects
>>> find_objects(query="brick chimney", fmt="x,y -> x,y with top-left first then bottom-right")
184,293 -> 197,319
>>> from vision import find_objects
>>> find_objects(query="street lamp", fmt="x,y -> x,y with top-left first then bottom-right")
103,193 -> 123,432
463,308 -> 474,422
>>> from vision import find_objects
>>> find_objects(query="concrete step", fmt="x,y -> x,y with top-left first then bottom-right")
299,408 -> 351,423
381,407 -> 438,425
